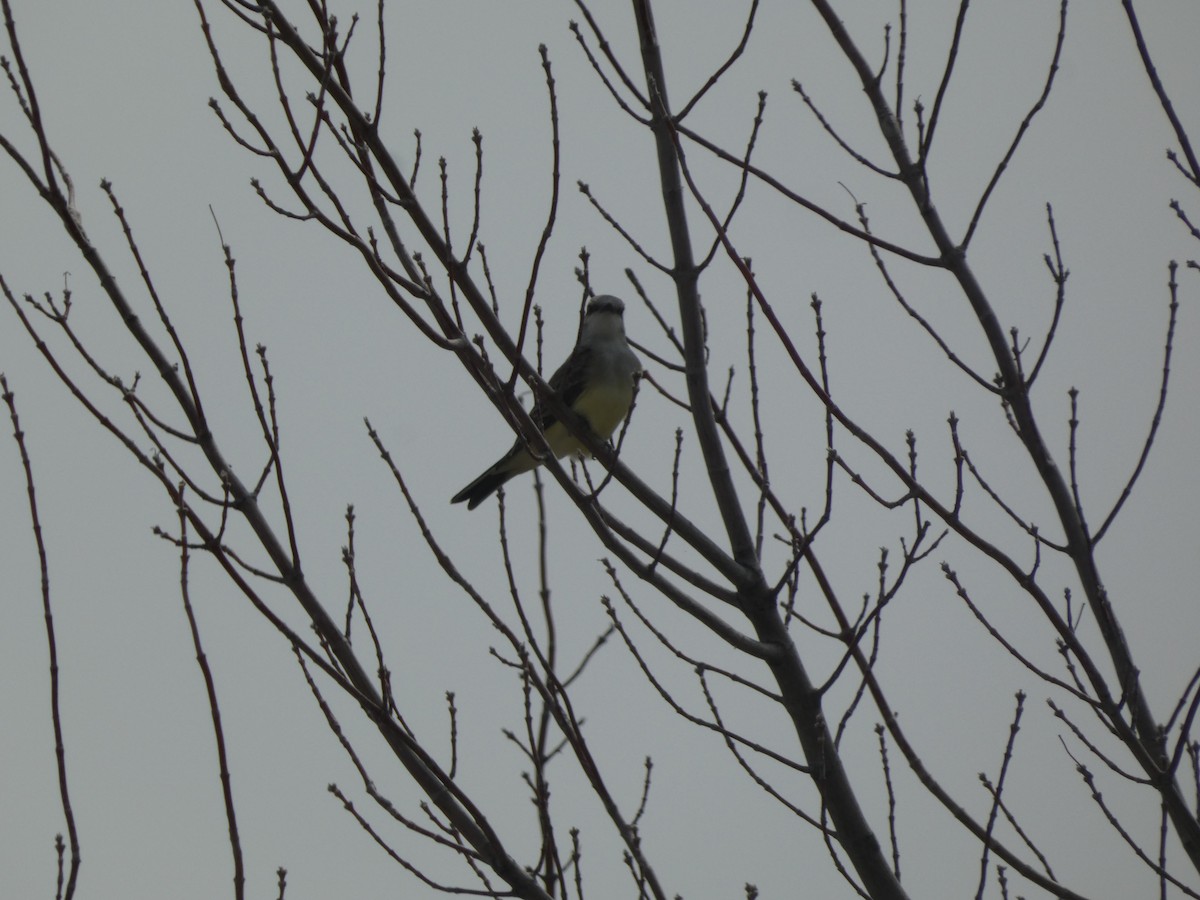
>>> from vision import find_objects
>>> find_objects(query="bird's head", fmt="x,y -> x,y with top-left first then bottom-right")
586,294 -> 625,317
581,294 -> 627,340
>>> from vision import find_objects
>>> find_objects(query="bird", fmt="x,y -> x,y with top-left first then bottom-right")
451,294 -> 642,510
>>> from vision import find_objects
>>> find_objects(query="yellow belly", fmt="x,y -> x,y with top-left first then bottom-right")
545,381 -> 633,457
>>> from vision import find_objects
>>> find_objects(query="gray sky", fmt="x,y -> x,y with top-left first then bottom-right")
1,1 -> 1198,898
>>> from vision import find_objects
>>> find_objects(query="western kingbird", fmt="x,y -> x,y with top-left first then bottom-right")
451,294 -> 642,510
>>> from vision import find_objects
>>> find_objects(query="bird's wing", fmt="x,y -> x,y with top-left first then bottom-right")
534,345 -> 592,432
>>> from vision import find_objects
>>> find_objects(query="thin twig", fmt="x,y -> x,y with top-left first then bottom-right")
2,375 -> 81,900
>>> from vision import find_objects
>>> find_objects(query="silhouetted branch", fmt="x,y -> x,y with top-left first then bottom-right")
173,487 -> 245,900
1,374 -> 81,900
1094,262 -> 1180,543
1122,0 -> 1200,186
961,1 -> 1067,250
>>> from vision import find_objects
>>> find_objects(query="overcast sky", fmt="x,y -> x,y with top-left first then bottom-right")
2,2 -> 1198,898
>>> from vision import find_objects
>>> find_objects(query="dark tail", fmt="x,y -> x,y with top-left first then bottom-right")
450,463 -> 516,510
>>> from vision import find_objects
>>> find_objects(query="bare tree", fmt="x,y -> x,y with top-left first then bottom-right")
2,1 -> 1198,898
